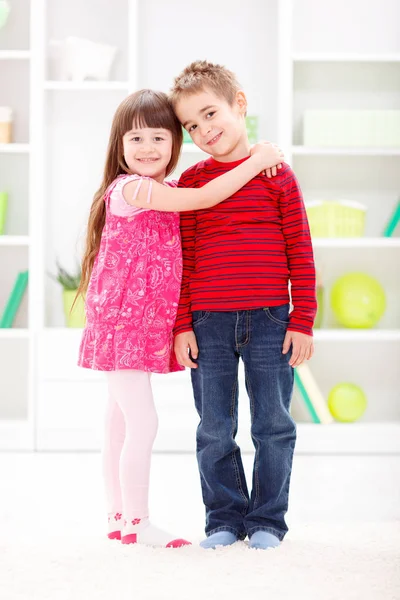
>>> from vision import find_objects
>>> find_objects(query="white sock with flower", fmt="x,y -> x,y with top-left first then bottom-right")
121,516 -> 191,548
107,512 -> 123,539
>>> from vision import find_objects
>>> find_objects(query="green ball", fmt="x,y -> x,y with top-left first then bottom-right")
330,272 -> 386,328
328,383 -> 367,423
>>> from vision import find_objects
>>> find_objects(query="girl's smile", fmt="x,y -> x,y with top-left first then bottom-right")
123,127 -> 173,183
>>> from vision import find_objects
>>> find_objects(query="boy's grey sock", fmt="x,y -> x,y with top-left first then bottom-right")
200,531 -> 238,549
249,531 -> 280,550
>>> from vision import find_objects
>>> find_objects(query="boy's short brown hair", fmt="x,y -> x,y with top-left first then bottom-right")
170,60 -> 242,108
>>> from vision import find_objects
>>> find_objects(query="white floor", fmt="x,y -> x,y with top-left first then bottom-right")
1,452 -> 399,600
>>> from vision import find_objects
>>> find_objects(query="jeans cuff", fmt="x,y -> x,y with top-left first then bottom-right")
207,526 -> 246,540
247,526 -> 285,541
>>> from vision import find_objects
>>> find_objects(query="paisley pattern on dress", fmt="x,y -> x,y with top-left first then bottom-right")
78,175 -> 184,374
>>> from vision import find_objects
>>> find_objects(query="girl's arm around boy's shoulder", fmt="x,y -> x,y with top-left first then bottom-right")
264,161 -> 295,190
122,143 -> 283,213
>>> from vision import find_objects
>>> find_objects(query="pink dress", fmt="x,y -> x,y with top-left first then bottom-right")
78,174 -> 184,374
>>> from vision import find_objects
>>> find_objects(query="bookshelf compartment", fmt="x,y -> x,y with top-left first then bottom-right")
0,246 -> 29,329
0,338 -> 29,419
0,153 -> 29,236
45,0 -> 129,82
292,1 -> 400,57
0,0 -> 30,52
312,245 -> 400,330
308,341 -> 400,422
293,62 -> 400,146
293,155 -> 400,237
0,60 -> 30,144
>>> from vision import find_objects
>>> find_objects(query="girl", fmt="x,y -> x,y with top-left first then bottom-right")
77,89 -> 283,548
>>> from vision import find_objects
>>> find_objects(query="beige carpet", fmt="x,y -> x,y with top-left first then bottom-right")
2,523 -> 399,600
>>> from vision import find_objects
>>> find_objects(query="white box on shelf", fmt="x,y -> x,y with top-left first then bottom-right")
48,37 -> 118,82
303,110 -> 400,147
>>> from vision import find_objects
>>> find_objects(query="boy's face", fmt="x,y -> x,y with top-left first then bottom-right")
175,87 -> 248,161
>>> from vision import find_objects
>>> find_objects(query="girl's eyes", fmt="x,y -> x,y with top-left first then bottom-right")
130,136 -> 165,142
206,111 -> 215,119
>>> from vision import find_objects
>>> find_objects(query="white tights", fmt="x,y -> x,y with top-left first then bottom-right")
103,370 -> 158,533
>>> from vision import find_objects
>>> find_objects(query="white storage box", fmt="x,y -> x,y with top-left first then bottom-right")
303,110 -> 400,147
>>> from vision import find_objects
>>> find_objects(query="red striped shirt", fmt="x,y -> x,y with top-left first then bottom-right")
173,157 -> 317,337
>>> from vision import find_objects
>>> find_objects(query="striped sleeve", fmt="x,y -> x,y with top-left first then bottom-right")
279,168 -> 317,336
173,169 -> 197,336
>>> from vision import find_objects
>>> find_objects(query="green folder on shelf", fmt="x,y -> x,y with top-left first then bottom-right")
294,369 -> 321,424
383,199 -> 400,237
295,364 -> 334,425
0,270 -> 29,328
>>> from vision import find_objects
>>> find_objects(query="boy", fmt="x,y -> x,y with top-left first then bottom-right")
170,61 -> 316,550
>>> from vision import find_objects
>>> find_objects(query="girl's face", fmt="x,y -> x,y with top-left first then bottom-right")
123,126 -> 173,183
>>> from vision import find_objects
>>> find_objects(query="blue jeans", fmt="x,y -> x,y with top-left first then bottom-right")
190,306 -> 296,541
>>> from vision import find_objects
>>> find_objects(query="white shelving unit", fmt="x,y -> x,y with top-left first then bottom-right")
0,143 -> 30,153
278,0 -> 400,453
292,147 -> 400,157
0,0 -> 399,452
0,0 -> 33,449
43,81 -> 130,91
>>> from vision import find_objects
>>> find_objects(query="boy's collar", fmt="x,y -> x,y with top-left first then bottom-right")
207,155 -> 250,168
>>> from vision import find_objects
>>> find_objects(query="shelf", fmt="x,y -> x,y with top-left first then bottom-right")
0,236 -> 30,247
0,329 -> 30,340
292,53 -> 400,63
312,238 -> 400,249
0,50 -> 31,60
314,330 -> 400,342
44,81 -> 129,91
295,422 -> 400,454
0,144 -> 30,154
292,146 -> 400,156
0,420 -> 33,450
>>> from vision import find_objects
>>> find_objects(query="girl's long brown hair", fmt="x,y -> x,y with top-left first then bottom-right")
76,90 -> 183,303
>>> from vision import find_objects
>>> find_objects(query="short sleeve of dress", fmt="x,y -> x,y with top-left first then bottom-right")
109,174 -> 151,217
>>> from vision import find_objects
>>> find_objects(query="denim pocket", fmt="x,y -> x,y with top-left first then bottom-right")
192,310 -> 211,326
263,304 -> 290,328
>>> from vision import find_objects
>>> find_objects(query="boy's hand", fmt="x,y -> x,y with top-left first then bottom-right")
282,331 -> 314,367
174,331 -> 199,368
250,141 -> 284,178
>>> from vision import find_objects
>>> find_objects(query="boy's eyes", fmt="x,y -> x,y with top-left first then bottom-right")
187,111 -> 216,133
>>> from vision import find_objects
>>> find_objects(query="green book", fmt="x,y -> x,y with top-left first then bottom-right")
0,270 -> 29,328
383,199 -> 400,237
294,369 -> 321,424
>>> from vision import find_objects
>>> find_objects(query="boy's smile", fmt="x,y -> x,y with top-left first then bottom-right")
175,88 -> 250,162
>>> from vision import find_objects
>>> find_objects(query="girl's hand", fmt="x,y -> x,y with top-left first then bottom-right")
174,330 -> 199,368
250,141 -> 284,178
